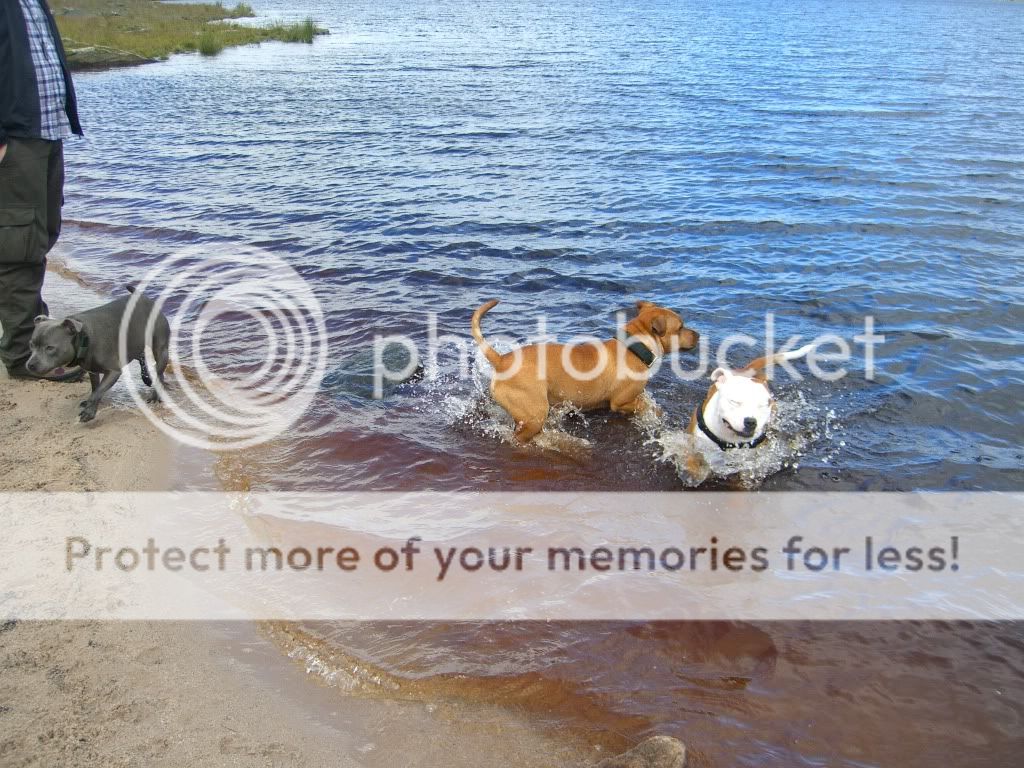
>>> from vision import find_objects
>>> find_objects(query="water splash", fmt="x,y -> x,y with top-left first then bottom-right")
416,354 -> 596,456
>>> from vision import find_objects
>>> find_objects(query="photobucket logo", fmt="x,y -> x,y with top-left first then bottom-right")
372,312 -> 885,396
120,245 -> 328,450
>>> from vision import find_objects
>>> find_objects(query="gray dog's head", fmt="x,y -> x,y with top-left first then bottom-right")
26,316 -> 83,374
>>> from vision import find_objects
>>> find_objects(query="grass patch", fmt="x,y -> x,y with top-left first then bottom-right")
267,17 -> 318,44
196,30 -> 224,56
50,0 -> 327,67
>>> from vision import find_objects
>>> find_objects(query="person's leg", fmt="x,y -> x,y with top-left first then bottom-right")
0,138 -> 49,370
0,138 -> 78,380
0,256 -> 47,357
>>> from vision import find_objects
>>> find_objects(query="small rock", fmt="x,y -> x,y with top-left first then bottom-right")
596,736 -> 687,768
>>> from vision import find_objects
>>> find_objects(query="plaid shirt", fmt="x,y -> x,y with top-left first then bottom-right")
18,0 -> 72,141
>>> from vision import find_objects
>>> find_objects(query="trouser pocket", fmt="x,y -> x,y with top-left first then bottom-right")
0,207 -> 40,263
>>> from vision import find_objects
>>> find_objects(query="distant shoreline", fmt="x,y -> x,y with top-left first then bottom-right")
50,0 -> 327,71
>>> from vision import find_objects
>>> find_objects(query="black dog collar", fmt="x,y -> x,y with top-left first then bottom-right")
625,340 -> 656,368
696,405 -> 768,451
69,328 -> 90,367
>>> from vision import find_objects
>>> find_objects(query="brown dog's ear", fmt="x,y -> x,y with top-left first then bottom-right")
635,300 -> 653,313
62,318 -> 84,335
650,315 -> 667,336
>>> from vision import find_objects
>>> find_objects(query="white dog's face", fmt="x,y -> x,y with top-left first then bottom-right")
710,368 -> 773,439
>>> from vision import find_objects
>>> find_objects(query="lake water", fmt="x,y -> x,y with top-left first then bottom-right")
55,0 -> 1024,765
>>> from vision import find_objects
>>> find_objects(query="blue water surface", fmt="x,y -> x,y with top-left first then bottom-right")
57,0 -> 1024,490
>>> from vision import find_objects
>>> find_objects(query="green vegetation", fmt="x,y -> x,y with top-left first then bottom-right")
49,0 -> 327,70
196,29 -> 224,57
271,17 -> 319,44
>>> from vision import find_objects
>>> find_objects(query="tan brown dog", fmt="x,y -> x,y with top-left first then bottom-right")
471,300 -> 699,442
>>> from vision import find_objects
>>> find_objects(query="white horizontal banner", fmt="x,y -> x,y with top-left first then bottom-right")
1,492 -> 1020,620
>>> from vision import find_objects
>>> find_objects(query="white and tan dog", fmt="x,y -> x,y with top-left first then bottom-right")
687,344 -> 816,456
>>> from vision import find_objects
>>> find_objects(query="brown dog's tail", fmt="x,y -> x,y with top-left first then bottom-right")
741,343 -> 816,377
471,300 -> 502,367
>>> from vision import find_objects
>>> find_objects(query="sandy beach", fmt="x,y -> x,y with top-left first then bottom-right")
1,617 -> 598,768
0,368 -> 168,493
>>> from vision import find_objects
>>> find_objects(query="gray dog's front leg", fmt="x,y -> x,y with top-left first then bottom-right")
79,370 -> 122,423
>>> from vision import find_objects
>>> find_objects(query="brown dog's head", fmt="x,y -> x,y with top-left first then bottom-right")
632,301 -> 700,352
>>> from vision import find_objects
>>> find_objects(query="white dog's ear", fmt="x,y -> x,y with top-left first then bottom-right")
711,367 -> 731,384
62,318 -> 84,335
33,315 -> 51,325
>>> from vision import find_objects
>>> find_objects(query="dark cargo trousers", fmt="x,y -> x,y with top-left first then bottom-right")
0,137 -> 64,370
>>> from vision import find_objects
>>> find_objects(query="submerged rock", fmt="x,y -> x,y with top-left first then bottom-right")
596,736 -> 687,768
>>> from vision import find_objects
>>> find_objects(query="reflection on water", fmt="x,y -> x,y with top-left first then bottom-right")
49,0 -> 1024,764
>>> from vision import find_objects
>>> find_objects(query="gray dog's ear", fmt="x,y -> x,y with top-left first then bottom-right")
33,315 -> 51,326
62,318 -> 84,335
